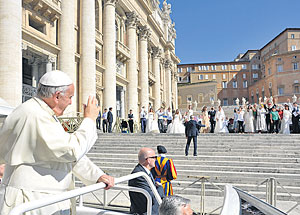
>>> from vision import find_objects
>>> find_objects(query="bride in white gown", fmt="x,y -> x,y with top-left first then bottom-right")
167,109 -> 185,134
146,108 -> 159,133
280,105 -> 292,134
215,106 -> 229,133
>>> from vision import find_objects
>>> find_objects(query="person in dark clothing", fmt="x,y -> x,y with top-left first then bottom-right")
185,116 -> 201,156
107,107 -> 113,133
128,109 -> 134,133
208,107 -> 216,133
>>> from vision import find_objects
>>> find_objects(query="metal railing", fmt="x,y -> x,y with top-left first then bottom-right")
256,177 -> 300,214
9,172 -> 161,215
220,185 -> 241,215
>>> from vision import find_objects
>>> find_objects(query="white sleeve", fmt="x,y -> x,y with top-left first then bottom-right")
73,155 -> 104,185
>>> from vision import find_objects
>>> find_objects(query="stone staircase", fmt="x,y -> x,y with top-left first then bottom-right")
81,133 -> 300,214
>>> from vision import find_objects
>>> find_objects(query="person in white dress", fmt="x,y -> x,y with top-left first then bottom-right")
167,109 -> 185,134
146,108 -> 160,133
187,105 -> 193,120
244,106 -> 255,133
280,105 -> 292,134
215,106 -> 229,133
256,104 -> 267,132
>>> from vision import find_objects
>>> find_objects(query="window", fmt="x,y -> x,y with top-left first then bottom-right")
222,74 -> 226,79
295,85 -> 299,93
223,98 -> 228,106
293,62 -> 298,70
243,74 -> 246,79
187,96 -> 192,102
222,81 -> 227,88
233,74 -> 236,79
29,16 -> 46,34
268,68 -> 271,75
277,58 -> 281,61
221,65 -> 227,70
187,67 -> 192,72
198,66 -> 202,71
233,81 -> 237,88
252,64 -> 259,70
210,95 -> 215,102
242,64 -> 247,69
278,87 -> 284,95
211,65 -> 216,70
205,74 -> 208,80
178,77 -> 182,82
231,65 -> 237,70
178,68 -> 182,73
253,73 -> 258,78
198,74 -> 203,80
294,56 -> 297,59
277,65 -> 283,72
198,94 -> 203,103
291,34 -> 295,39
212,74 -> 216,79
243,80 -> 248,88
292,45 -> 297,51
269,82 -> 272,88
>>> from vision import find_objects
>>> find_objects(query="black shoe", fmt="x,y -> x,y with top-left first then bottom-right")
185,154 -> 188,156
193,154 -> 197,156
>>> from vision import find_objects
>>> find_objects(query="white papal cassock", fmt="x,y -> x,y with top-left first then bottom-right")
0,97 -> 104,214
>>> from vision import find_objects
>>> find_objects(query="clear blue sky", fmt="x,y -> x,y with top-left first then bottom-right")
163,0 -> 300,64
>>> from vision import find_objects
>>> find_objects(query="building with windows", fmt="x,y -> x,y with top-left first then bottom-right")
177,28 -> 300,108
248,28 -> 300,104
177,50 -> 259,107
0,0 -> 180,121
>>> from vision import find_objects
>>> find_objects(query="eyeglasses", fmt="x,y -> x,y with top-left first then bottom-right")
146,156 -> 157,160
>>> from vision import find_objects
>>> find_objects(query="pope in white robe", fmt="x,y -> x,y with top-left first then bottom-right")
0,71 -> 114,215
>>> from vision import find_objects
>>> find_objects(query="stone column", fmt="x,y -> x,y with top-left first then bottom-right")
46,56 -> 55,73
31,60 -> 39,88
120,87 -> 125,118
164,59 -> 172,109
81,0 -> 96,105
138,25 -> 151,110
59,0 -> 76,111
103,0 -> 118,118
126,12 -> 138,118
0,0 -> 22,106
174,72 -> 178,109
152,47 -> 161,111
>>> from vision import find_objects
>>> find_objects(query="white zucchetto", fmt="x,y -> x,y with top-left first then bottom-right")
39,70 -> 73,87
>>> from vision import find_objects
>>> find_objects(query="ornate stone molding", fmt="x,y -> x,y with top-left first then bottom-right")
152,47 -> 161,59
125,12 -> 139,29
138,26 -> 151,41
164,59 -> 172,69
103,0 -> 118,7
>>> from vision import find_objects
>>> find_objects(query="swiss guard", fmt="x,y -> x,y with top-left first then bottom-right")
151,145 -> 177,196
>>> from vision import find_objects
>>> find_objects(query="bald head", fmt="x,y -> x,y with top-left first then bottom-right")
138,148 -> 154,163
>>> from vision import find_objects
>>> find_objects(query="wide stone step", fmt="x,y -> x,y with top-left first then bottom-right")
88,157 -> 300,168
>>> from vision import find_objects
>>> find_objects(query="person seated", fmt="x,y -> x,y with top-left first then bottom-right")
128,148 -> 165,215
159,195 -> 195,215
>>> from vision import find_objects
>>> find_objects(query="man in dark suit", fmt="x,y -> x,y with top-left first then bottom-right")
185,116 -> 201,156
128,148 -> 165,215
128,109 -> 134,133
208,107 -> 216,133
292,102 -> 300,133
107,107 -> 113,133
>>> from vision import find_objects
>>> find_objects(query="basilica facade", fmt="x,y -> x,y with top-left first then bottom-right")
0,0 -> 180,120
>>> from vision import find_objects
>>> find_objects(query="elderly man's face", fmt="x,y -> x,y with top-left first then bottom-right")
181,204 -> 193,215
57,84 -> 74,116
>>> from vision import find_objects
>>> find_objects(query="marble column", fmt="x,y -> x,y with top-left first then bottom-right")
138,25 -> 151,110
126,12 -> 138,119
81,0 -> 96,105
120,87 -> 125,118
103,0 -> 117,118
59,0 -> 76,111
164,59 -> 172,109
31,61 -> 39,88
152,47 -> 161,111
0,0 -> 22,106
46,56 -> 55,73
174,72 -> 178,109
